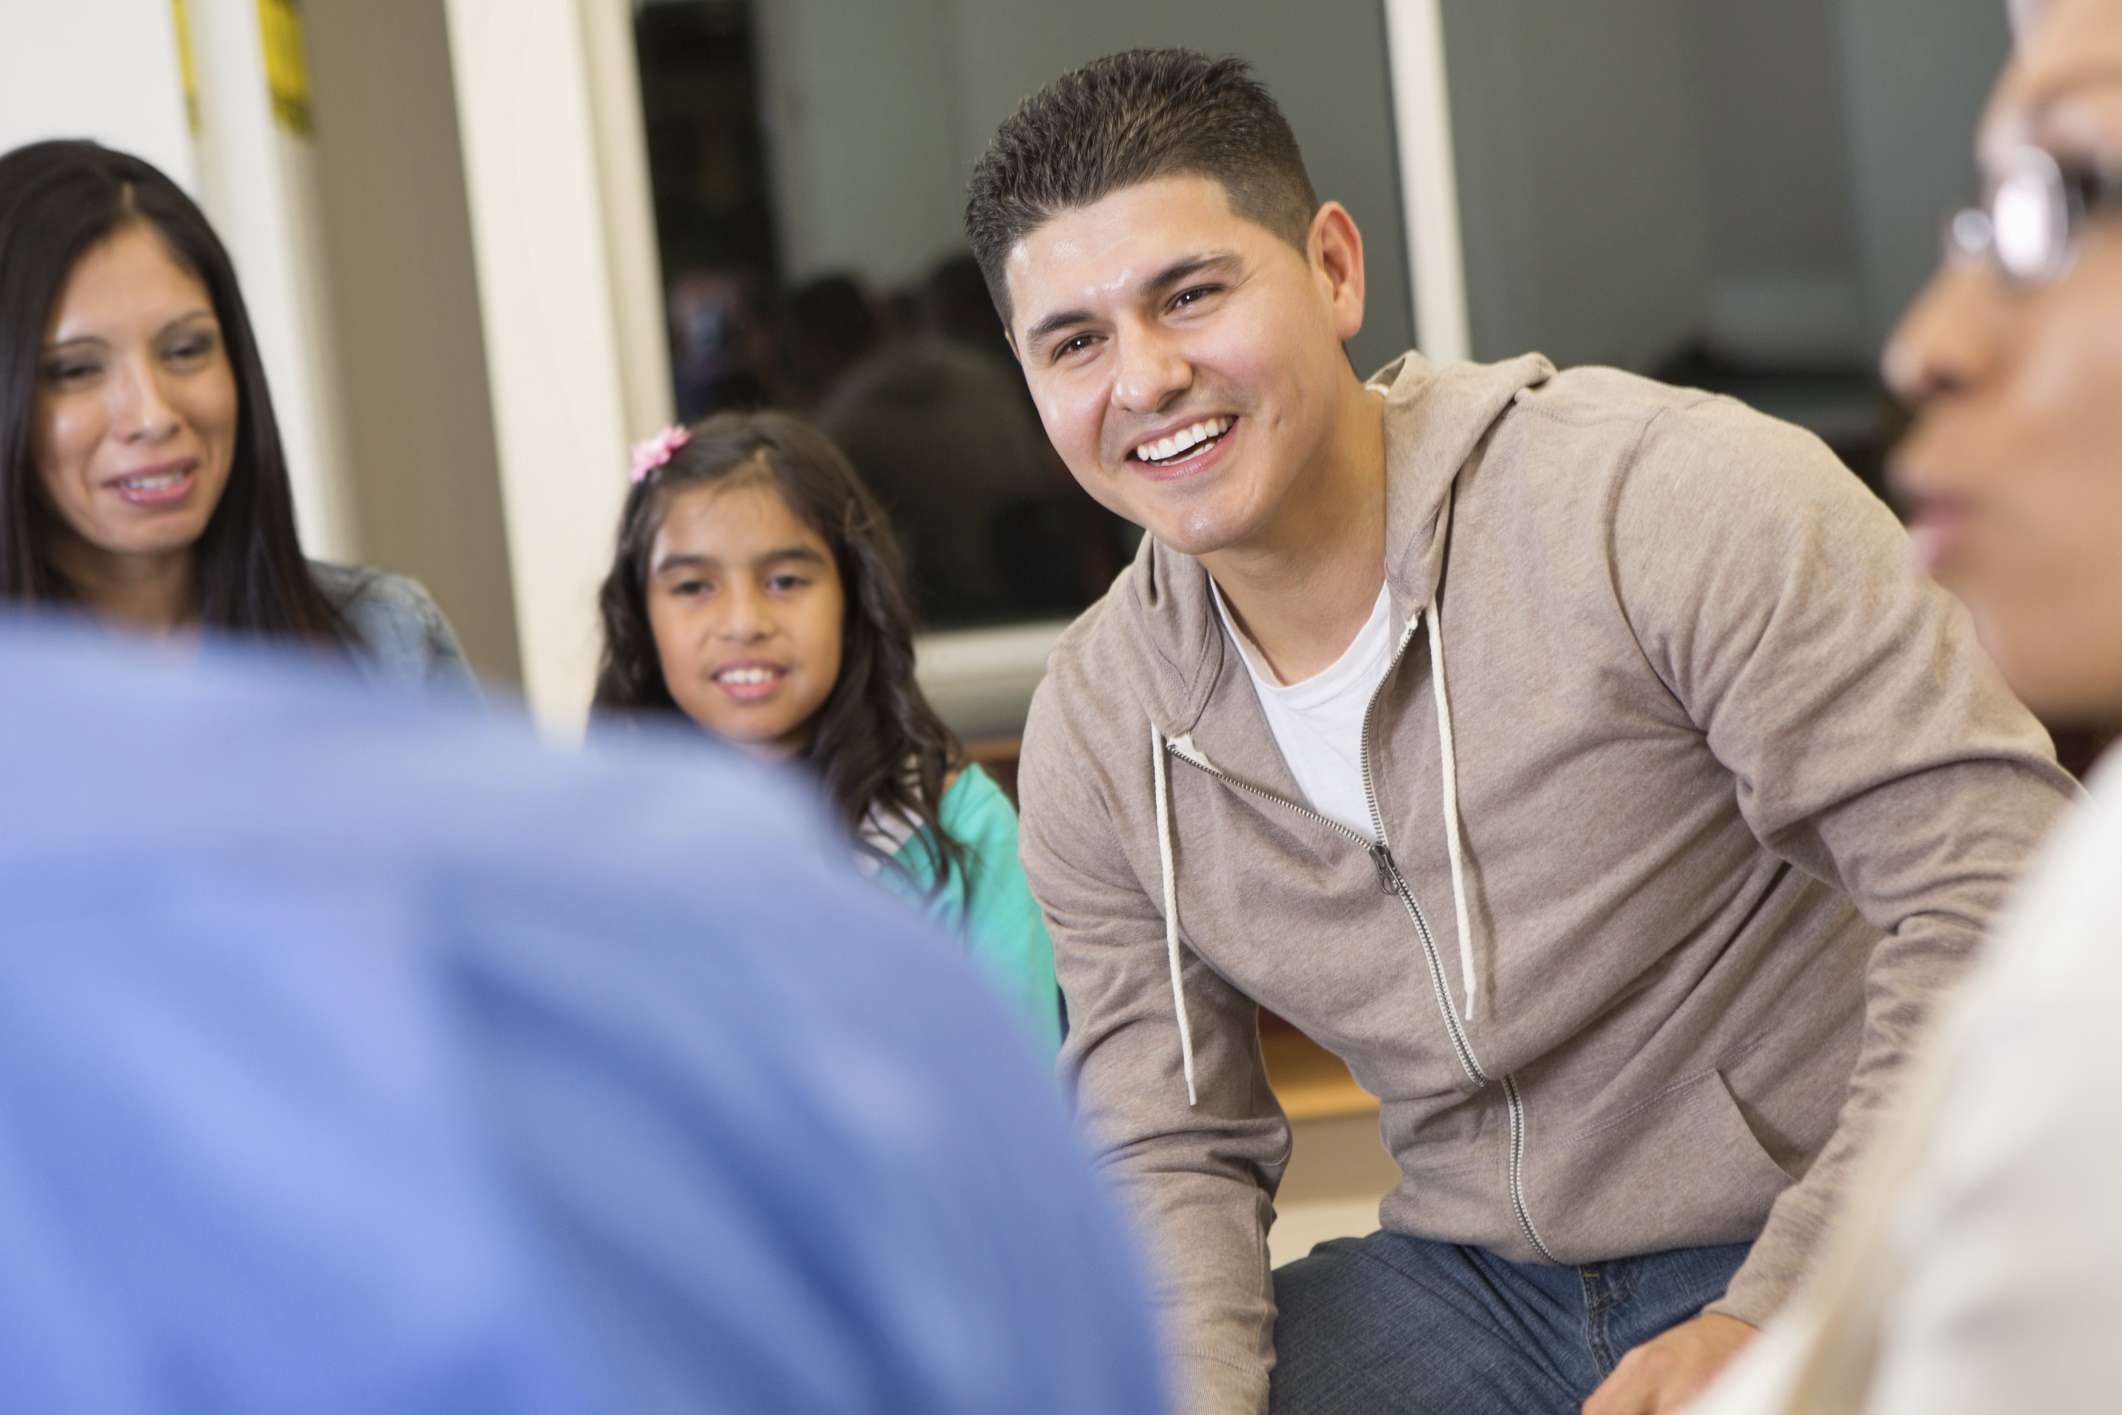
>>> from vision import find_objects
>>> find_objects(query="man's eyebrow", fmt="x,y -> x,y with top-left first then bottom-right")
1024,304 -> 1096,354
1022,252 -> 1241,354
1143,252 -> 1239,300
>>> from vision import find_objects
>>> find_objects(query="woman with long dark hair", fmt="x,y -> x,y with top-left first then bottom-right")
0,138 -> 467,681
593,409 -> 1063,1056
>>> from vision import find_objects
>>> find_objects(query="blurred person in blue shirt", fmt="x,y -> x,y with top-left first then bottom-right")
0,617 -> 1166,1415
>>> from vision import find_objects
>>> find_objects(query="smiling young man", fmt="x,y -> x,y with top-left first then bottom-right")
967,49 -> 2078,1415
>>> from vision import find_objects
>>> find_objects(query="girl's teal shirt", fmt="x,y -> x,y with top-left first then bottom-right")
874,765 -> 1064,1058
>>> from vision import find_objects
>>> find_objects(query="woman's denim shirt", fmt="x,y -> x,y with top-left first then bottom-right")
311,562 -> 475,691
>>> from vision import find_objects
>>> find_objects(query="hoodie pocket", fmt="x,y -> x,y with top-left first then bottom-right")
1526,1065 -> 1795,1263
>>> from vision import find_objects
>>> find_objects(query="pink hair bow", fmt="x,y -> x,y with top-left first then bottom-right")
630,424 -> 691,482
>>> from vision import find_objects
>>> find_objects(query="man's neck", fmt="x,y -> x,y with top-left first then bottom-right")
55,539 -> 197,635
1205,384 -> 1388,685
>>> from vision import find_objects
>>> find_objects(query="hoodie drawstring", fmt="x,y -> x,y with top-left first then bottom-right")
1425,587 -> 1480,1023
1150,721 -> 1200,1105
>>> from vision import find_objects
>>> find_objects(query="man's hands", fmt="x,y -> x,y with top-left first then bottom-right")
1581,1312 -> 1757,1415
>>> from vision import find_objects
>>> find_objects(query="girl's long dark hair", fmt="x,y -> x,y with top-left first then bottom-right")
0,139 -> 346,642
594,410 -> 969,888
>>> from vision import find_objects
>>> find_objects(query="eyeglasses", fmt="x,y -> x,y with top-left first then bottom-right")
1946,143 -> 2122,288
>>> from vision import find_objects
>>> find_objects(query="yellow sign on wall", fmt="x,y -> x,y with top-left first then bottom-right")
258,0 -> 313,137
170,0 -> 200,134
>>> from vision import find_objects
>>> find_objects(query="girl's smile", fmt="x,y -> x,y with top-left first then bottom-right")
710,658 -> 793,703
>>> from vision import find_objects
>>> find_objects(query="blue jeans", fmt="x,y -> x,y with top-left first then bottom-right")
1269,1232 -> 1751,1414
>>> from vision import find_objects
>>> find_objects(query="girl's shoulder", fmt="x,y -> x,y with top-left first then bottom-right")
309,562 -> 476,692
938,763 -> 1020,839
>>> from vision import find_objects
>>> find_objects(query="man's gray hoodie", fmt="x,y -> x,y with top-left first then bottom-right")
1017,352 -> 2074,1414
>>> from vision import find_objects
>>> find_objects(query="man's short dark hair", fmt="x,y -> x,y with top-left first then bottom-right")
964,49 -> 1320,328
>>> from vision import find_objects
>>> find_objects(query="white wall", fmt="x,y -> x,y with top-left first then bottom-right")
185,0 -> 358,562
0,0 -> 196,188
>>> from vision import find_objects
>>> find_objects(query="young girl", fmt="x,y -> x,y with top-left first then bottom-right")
593,410 -> 1063,1057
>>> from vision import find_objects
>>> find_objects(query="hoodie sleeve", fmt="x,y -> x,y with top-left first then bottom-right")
1018,670 -> 1291,1415
1609,396 -> 2076,1326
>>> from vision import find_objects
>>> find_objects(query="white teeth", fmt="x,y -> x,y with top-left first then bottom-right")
1134,416 -> 1232,463
716,666 -> 778,686
117,471 -> 183,491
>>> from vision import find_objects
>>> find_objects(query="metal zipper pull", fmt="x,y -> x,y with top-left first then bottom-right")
1370,841 -> 1402,895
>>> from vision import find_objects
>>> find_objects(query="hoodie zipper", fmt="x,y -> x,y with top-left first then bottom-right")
1361,620 -> 1559,1266
1162,614 -> 1560,1265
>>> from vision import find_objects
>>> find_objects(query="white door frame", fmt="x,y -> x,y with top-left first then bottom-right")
442,0 -> 670,730
1382,0 -> 1471,365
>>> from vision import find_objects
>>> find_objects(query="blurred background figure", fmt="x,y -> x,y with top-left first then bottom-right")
776,273 -> 884,410
0,139 -> 468,687
917,252 -> 1014,362
0,617 -> 1166,1415
1691,1 -> 2122,1410
839,253 -> 1136,618
816,288 -> 1130,621
667,266 -> 778,419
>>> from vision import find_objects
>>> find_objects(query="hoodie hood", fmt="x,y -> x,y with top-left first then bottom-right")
1111,351 -> 1556,738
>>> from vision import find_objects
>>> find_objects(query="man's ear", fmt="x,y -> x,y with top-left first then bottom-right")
1309,201 -> 1367,344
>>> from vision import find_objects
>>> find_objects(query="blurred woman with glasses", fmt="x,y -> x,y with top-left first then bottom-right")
1693,3 -> 2122,1409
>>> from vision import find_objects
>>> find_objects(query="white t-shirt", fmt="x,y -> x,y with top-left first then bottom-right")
1209,575 -> 1397,840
